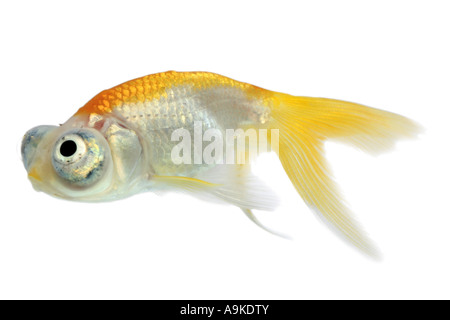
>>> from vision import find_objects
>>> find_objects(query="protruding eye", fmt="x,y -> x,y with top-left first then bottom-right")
52,130 -> 105,187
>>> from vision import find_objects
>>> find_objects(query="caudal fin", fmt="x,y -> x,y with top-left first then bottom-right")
269,93 -> 422,255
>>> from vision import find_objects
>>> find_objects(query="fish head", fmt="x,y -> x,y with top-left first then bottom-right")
22,115 -> 146,201
21,114 -> 146,201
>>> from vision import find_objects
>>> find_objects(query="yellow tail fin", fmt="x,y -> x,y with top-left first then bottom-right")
269,93 -> 422,255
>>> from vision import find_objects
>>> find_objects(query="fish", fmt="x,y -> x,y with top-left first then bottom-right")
21,71 -> 421,255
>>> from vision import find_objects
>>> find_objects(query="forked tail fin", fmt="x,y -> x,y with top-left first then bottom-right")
269,93 -> 422,255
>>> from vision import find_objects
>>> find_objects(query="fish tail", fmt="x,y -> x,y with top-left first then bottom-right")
268,93 -> 422,255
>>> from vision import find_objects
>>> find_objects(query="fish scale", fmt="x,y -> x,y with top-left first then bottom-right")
112,84 -> 242,176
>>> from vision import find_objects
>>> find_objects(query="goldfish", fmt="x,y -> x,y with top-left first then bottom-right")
21,71 -> 421,255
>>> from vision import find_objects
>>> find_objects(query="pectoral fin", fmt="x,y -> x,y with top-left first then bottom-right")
106,123 -> 142,182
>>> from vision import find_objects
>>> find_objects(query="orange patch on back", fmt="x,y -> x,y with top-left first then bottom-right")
74,71 -> 271,116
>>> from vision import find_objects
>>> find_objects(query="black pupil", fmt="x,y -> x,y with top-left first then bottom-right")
60,140 -> 77,157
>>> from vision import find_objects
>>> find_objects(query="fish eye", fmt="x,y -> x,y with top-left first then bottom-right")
52,130 -> 106,187
60,140 -> 77,157
54,134 -> 87,164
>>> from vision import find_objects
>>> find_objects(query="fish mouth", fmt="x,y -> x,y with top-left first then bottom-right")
26,166 -> 44,193
22,125 -> 57,193
27,166 -> 42,182
27,168 -> 65,198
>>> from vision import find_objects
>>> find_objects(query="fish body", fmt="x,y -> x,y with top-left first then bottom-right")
22,71 -> 421,255
76,71 -> 272,177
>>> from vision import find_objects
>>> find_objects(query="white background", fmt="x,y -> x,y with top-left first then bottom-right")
0,0 -> 449,299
